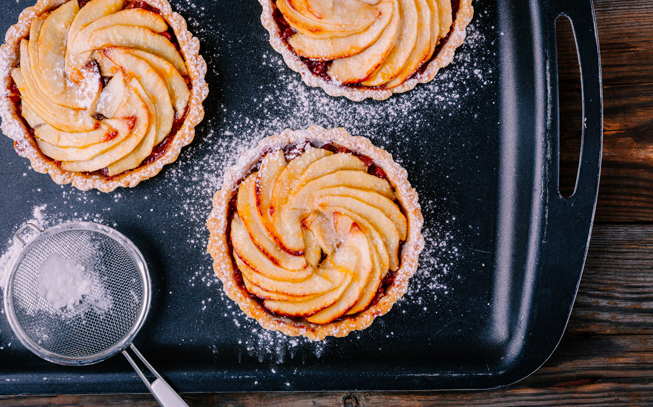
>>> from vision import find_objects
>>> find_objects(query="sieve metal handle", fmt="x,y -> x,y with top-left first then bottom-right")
122,344 -> 188,407
14,223 -> 43,247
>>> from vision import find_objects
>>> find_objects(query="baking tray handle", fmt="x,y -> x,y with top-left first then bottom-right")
539,0 -> 603,347
549,0 -> 603,203
542,0 -> 603,253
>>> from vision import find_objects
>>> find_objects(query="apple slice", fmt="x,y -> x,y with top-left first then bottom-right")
20,101 -> 46,129
288,170 -> 396,210
422,0 -> 440,64
93,69 -> 126,118
94,50 -> 119,76
105,79 -> 158,175
303,0 -> 370,21
317,195 -> 400,270
303,228 -> 322,268
309,186 -> 407,239
332,212 -> 383,315
288,1 -> 393,60
436,0 -> 452,40
272,148 -> 333,204
386,0 -> 433,88
256,150 -> 287,236
278,0 -> 378,39
67,0 -> 124,46
328,1 -> 400,84
75,8 -> 167,43
20,24 -> 101,118
103,48 -> 174,145
28,3 -> 86,108
123,48 -> 190,116
279,153 -> 368,245
306,223 -> 373,324
361,0 -> 419,86
61,85 -> 150,172
331,211 -> 354,239
264,273 -> 352,317
36,0 -> 79,97
298,0 -> 381,33
12,62 -> 98,133
35,72 -> 128,148
231,215 -> 313,282
319,205 -> 390,273
346,241 -> 382,314
237,174 -> 308,271
66,0 -> 124,79
23,37 -> 100,130
67,8 -> 168,76
86,26 -> 187,76
331,211 -> 383,314
37,120 -> 131,161
296,153 -> 367,188
269,148 -> 332,254
243,274 -> 323,302
303,211 -> 336,256
235,255 -> 341,297
282,170 -> 397,243
35,118 -> 131,148
28,14 -> 47,96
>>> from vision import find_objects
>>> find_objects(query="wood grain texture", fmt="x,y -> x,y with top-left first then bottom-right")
2,0 -> 652,405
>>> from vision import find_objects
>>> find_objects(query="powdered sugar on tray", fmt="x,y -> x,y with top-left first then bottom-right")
160,7 -> 494,250
154,7 -> 492,359
0,4 -> 492,361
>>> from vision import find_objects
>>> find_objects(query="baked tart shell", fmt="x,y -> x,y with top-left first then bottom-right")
207,126 -> 425,340
259,0 -> 474,102
0,0 -> 208,192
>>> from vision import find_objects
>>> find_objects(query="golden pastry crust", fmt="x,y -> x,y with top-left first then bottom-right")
207,126 -> 424,340
259,0 -> 474,102
0,0 -> 208,192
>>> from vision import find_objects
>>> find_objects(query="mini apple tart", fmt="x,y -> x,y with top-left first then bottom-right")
259,0 -> 474,101
0,0 -> 208,192
207,126 -> 424,340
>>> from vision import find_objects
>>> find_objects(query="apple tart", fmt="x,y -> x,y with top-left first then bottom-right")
259,0 -> 474,101
207,127 -> 424,340
0,0 -> 208,192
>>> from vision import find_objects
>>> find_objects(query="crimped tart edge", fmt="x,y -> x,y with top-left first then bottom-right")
0,0 -> 209,192
207,126 -> 425,341
258,0 -> 474,102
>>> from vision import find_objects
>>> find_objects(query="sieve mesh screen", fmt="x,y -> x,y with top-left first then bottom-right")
9,227 -> 145,360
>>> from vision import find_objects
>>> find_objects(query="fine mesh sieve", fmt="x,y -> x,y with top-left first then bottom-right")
4,222 -> 187,407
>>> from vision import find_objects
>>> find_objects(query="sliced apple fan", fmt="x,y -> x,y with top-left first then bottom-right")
231,147 -> 408,324
13,0 -> 190,175
279,0 -> 453,88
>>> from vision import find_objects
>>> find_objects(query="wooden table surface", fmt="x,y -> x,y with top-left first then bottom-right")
3,0 -> 652,405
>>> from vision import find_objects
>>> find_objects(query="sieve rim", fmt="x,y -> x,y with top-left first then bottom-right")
3,222 -> 152,366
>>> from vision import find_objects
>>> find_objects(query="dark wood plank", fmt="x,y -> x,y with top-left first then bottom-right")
558,0 -> 653,222
3,224 -> 653,406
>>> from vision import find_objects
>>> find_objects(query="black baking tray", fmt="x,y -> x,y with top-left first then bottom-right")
0,0 -> 602,394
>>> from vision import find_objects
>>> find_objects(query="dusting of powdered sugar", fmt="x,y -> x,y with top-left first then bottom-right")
0,2 -> 493,361
25,247 -> 113,324
0,203 -> 116,292
152,7 -> 493,360
0,203 -> 117,351
243,328 -> 329,364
